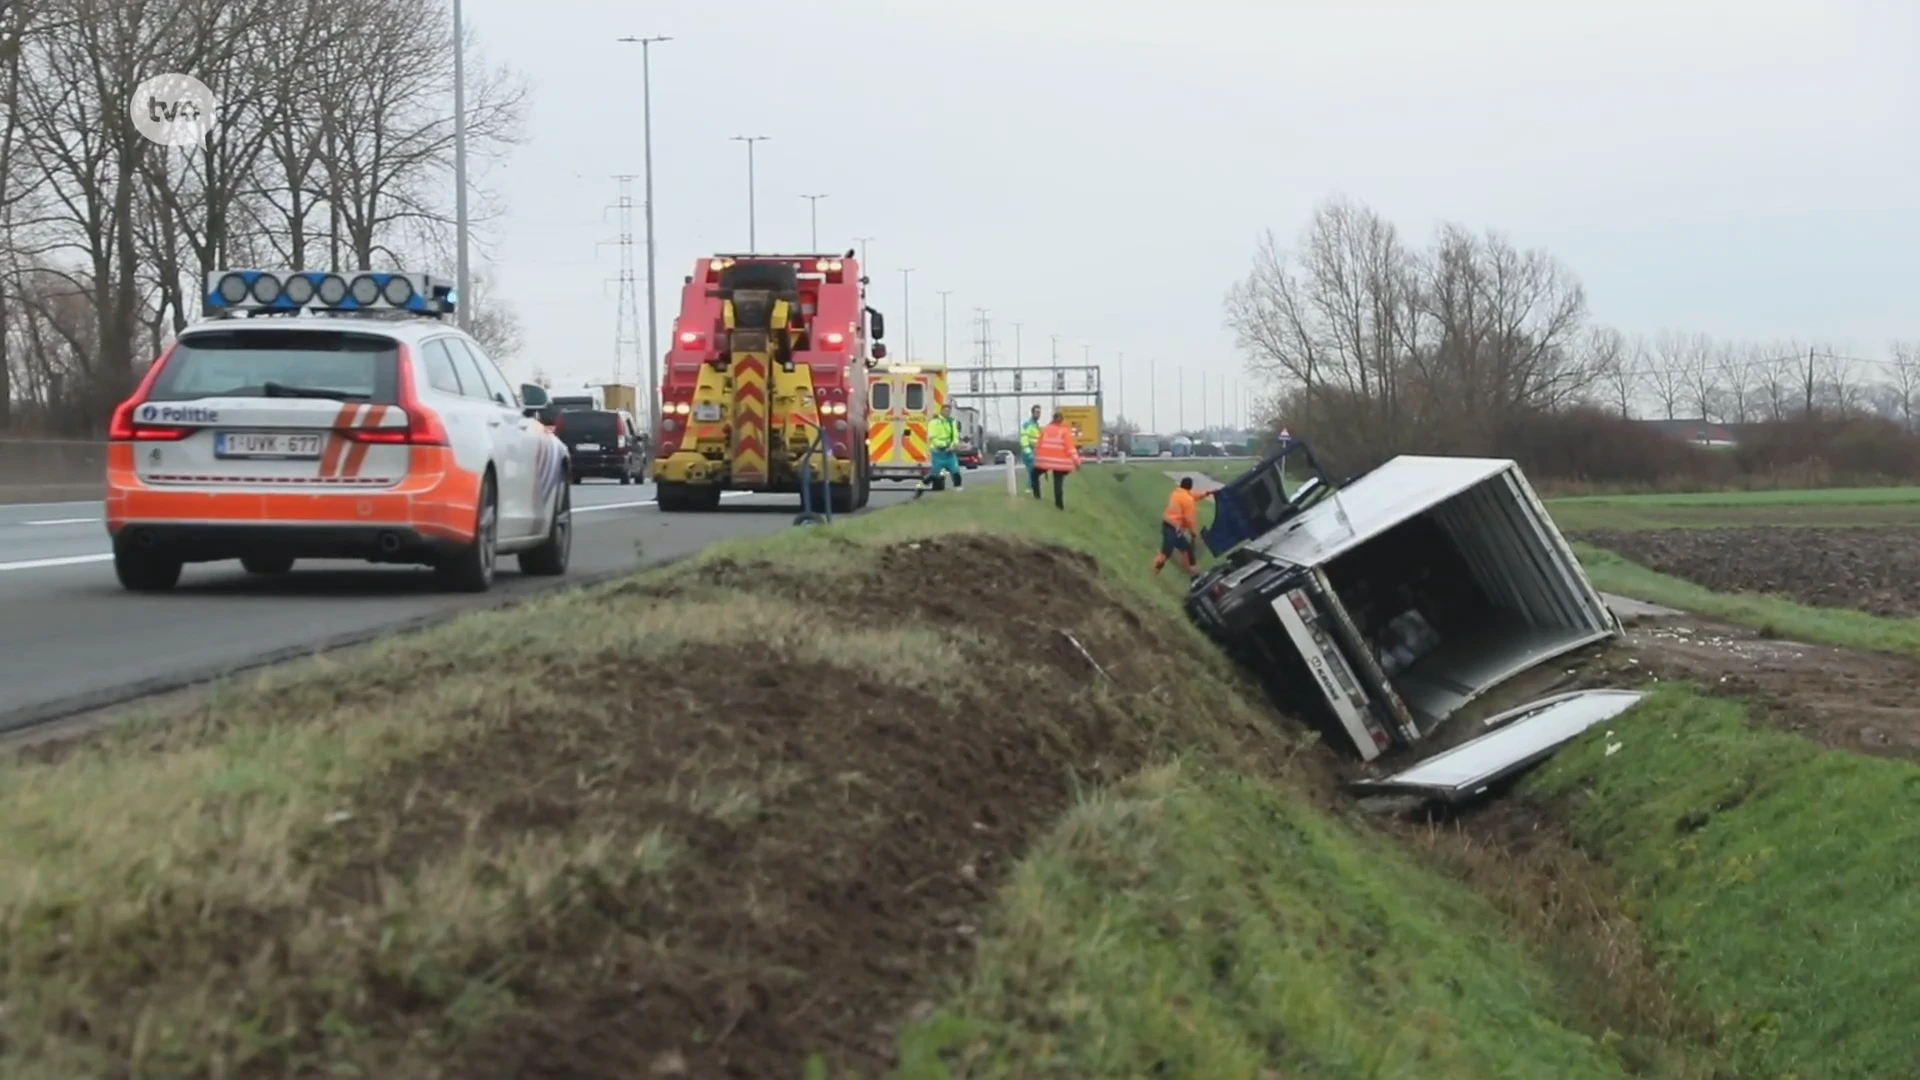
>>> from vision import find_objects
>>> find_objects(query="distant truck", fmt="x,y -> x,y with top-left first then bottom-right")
1129,434 -> 1162,458
548,383 -> 638,416
1057,403 -> 1100,453
952,404 -> 983,468
653,254 -> 879,512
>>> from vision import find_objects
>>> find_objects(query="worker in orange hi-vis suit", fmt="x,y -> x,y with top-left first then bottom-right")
1153,476 -> 1214,576
1031,409 -> 1081,509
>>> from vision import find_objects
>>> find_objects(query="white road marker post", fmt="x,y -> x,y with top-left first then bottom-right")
1007,458 -> 1017,497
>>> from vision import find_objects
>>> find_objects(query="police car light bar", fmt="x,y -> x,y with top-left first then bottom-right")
203,270 -> 456,318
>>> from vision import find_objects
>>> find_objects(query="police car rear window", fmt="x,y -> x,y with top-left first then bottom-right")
148,330 -> 400,404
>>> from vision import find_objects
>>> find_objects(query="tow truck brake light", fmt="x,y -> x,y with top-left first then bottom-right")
822,331 -> 845,347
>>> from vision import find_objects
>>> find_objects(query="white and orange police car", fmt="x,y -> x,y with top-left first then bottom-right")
104,269 -> 571,593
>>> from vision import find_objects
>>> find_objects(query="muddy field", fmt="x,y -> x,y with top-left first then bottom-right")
1576,525 -> 1920,617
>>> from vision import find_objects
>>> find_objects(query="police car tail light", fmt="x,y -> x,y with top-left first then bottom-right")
376,343 -> 449,445
108,345 -> 185,441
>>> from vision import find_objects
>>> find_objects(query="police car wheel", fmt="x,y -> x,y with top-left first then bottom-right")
113,540 -> 182,593
519,482 -> 571,576
436,475 -> 498,592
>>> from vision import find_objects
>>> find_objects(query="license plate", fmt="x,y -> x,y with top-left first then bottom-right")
215,432 -> 324,459
693,402 -> 723,421
575,442 -> 600,451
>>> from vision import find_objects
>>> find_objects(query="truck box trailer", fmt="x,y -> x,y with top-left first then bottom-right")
1187,444 -> 1619,763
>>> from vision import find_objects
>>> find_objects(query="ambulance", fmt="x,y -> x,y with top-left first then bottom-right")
864,362 -> 949,486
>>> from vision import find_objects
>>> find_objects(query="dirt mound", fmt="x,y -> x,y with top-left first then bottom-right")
1575,526 -> 1920,616
303,534 -> 1202,1078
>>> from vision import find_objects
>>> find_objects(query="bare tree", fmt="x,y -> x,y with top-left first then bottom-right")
1587,326 -> 1635,416
1677,332 -> 1718,421
1753,341 -> 1799,421
1889,341 -> 1920,432
323,0 -> 525,268
0,0 -> 529,434
1715,340 -> 1754,423
462,265 -> 522,368
1816,348 -> 1864,415
1645,330 -> 1689,420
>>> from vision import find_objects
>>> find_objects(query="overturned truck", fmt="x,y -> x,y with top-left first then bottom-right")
1186,439 -> 1622,764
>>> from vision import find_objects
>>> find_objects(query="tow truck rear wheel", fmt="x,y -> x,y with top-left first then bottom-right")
657,480 -> 719,512
854,447 -> 872,509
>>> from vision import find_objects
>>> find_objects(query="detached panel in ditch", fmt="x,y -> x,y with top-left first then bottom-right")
1196,455 -> 1618,760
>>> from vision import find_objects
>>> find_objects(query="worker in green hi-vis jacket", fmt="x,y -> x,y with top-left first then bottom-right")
1019,403 -> 1043,499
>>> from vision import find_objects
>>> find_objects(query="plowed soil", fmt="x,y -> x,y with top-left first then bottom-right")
1476,603 -> 1920,761
1575,526 -> 1920,616
325,534 -> 1235,1079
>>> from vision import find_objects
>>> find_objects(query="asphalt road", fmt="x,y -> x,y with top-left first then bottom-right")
0,469 -> 1013,729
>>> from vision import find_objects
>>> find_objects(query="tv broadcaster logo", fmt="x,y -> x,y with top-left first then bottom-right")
130,72 -> 218,147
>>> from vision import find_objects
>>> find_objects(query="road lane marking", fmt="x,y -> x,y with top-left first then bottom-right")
0,492 -> 777,573
23,517 -> 99,526
0,554 -> 113,572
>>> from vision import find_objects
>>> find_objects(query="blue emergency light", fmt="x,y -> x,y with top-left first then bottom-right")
202,270 -> 456,318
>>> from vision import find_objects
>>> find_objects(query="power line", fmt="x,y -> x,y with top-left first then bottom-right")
604,174 -> 642,386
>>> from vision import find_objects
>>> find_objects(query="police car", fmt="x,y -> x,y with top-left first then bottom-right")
103,269 -> 571,593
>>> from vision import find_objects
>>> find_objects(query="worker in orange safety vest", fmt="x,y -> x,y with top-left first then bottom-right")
1031,409 -> 1081,509
1153,476 -> 1214,576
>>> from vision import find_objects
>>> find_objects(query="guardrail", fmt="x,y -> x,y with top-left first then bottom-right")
0,438 -> 106,504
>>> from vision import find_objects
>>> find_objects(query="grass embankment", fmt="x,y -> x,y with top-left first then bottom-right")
1520,684 -> 1920,1080
1550,485 -> 1920,655
3,461 -> 1689,1079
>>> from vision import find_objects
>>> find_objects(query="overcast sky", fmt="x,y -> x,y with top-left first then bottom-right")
463,0 -> 1919,432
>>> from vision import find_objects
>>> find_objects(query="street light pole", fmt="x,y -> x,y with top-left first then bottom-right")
617,33 -> 670,424
452,0 -> 470,331
853,236 -> 875,274
1150,358 -> 1157,432
937,290 -> 952,366
730,135 -> 768,251
800,193 -> 827,250
899,268 -> 913,360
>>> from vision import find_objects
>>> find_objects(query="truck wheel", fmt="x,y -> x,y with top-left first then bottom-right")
855,448 -> 872,508
829,477 -> 857,514
656,480 -> 687,511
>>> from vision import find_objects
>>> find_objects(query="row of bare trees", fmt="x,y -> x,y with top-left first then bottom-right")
0,0 -> 527,435
1225,196 -> 1920,467
1598,331 -> 1920,431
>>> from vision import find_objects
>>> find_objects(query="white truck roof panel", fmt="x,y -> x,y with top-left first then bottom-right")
1354,689 -> 1644,800
1251,455 -> 1516,567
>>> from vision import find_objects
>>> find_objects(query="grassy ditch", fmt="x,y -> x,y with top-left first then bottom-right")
1519,684 -> 1920,1080
2,462 -> 1709,1078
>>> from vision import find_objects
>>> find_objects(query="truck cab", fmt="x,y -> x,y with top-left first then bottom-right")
654,254 -> 876,512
